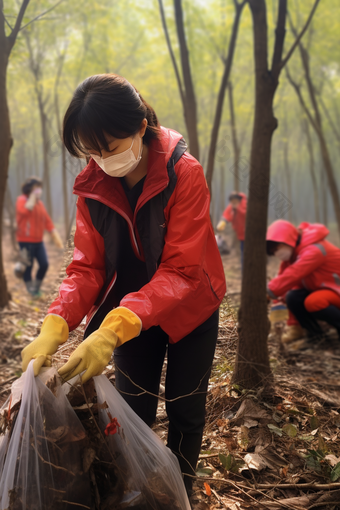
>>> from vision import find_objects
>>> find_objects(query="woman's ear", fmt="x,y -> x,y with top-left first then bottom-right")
140,118 -> 148,137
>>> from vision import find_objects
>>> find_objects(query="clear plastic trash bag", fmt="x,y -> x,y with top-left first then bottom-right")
93,374 -> 191,509
0,361 -> 91,510
0,363 -> 191,510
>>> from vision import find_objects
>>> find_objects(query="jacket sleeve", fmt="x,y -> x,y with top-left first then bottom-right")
267,245 -> 325,298
41,202 -> 55,232
16,196 -> 31,219
222,204 -> 233,222
48,196 -> 106,330
121,162 -> 217,330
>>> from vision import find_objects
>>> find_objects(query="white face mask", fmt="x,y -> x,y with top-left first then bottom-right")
90,136 -> 143,177
275,245 -> 293,261
34,187 -> 42,198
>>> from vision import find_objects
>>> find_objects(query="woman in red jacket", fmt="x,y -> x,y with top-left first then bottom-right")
217,191 -> 247,266
16,177 -> 63,297
266,219 -> 340,343
21,74 -> 226,497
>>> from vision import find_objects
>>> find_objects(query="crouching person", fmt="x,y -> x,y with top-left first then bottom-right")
266,220 -> 340,343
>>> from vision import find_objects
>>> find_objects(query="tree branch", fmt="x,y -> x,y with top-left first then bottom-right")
271,0 -> 287,77
3,15 -> 13,31
157,0 -> 185,106
6,0 -> 30,54
19,0 -> 64,32
285,66 -> 320,136
280,0 -> 320,70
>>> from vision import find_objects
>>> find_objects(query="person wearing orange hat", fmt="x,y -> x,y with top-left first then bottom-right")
266,220 -> 340,343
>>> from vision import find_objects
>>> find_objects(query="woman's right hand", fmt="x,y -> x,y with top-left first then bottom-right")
21,315 -> 69,376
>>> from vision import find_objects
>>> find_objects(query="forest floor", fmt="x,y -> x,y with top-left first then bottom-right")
1,229 -> 340,509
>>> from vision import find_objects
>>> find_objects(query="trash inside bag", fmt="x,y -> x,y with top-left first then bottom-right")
93,374 -> 191,509
0,361 -> 191,510
0,361 -> 90,510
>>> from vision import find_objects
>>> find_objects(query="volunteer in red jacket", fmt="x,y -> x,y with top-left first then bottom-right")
266,219 -> 340,342
16,177 -> 64,297
21,74 -> 226,496
217,191 -> 247,266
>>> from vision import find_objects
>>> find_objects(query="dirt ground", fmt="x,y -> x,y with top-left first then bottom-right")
1,227 -> 340,509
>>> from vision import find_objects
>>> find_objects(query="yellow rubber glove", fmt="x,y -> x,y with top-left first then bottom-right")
216,219 -> 227,232
21,315 -> 69,376
51,229 -> 64,249
58,307 -> 142,383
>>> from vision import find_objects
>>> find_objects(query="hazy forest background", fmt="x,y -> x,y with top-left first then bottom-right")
3,0 -> 339,234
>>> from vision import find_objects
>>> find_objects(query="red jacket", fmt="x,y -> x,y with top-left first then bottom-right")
222,193 -> 247,240
16,195 -> 54,243
267,220 -> 340,299
48,127 -> 226,343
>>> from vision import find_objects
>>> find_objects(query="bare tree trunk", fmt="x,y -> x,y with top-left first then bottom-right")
205,1 -> 246,195
286,31 -> 340,237
54,50 -> 69,239
173,0 -> 199,160
228,81 -> 241,192
4,185 -> 18,253
38,98 -> 53,217
232,0 -> 320,389
302,118 -> 320,223
0,0 -> 31,307
25,31 -> 53,218
320,162 -> 328,226
283,139 -> 293,222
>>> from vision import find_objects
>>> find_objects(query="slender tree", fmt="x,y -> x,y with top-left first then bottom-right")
228,81 -> 241,192
158,0 -> 199,160
0,0 -> 31,307
302,118 -> 320,223
232,0 -> 320,389
205,0 -> 247,194
286,37 -> 340,237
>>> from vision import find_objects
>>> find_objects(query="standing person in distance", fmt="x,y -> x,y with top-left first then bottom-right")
20,74 -> 226,500
16,177 -> 64,297
217,191 -> 247,267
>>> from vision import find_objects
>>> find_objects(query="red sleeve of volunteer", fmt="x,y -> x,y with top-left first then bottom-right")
48,196 -> 106,330
268,245 -> 325,298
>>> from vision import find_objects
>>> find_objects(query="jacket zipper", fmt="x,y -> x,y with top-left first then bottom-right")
76,192 -> 141,258
84,272 -> 117,333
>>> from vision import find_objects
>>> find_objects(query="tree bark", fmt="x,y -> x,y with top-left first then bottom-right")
286,46 -> 340,237
302,118 -> 320,223
4,185 -> 18,253
228,81 -> 241,192
205,1 -> 246,195
25,31 -> 53,218
0,0 -> 30,307
54,50 -> 69,238
283,138 -> 293,222
232,0 -> 276,389
232,0 -> 319,389
173,0 -> 199,160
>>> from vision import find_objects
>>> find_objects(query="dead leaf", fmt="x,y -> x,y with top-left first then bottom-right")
243,453 -> 267,472
231,399 -> 270,426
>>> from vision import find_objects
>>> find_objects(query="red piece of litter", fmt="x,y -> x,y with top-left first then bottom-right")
104,416 -> 120,436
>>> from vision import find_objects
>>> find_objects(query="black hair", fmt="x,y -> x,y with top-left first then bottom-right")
229,192 -> 242,202
63,74 -> 161,158
266,241 -> 279,256
21,176 -> 42,196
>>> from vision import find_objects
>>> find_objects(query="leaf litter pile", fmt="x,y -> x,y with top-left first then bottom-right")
1,237 -> 340,509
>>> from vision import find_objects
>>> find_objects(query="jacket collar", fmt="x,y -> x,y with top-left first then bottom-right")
73,126 -> 183,217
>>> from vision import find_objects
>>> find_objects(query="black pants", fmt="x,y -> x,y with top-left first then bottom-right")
286,289 -> 340,337
114,310 -> 219,492
18,241 -> 49,282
